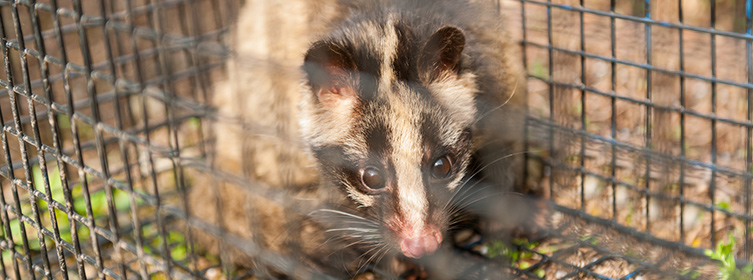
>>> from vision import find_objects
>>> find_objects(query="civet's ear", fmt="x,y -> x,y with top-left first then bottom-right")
303,41 -> 359,107
417,25 -> 466,82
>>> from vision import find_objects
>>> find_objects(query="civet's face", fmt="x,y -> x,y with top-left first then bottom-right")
301,14 -> 478,259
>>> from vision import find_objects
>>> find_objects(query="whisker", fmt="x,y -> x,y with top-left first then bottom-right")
448,214 -> 476,227
372,244 -> 391,271
318,234 -> 354,253
447,221 -> 475,231
358,243 -> 387,272
446,201 -> 478,218
333,219 -> 381,227
444,177 -> 489,211
326,227 -> 379,233
453,185 -> 498,208
454,191 -> 512,210
445,173 -> 487,207
343,240 -> 372,250
458,150 -> 532,189
358,244 -> 381,260
473,78 -> 520,126
311,209 -> 376,223
320,234 -> 379,246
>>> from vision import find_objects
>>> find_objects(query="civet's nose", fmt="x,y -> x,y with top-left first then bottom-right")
399,226 -> 442,259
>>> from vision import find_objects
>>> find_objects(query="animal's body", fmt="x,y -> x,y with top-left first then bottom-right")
189,0 -> 532,278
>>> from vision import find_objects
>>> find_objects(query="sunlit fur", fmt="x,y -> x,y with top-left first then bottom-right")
299,0 -> 526,271
197,0 -> 526,277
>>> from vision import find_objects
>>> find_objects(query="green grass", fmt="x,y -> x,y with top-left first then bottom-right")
0,164 -> 161,265
140,224 -> 189,262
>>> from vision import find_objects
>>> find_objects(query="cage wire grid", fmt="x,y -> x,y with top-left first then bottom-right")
0,0 -> 238,278
517,0 -> 753,278
0,0 -> 751,279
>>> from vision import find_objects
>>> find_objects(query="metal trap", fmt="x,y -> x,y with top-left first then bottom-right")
0,0 -> 750,279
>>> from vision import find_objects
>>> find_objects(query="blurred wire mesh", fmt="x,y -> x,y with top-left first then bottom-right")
0,0 -> 751,279
0,0 -> 236,278
511,0 -> 753,278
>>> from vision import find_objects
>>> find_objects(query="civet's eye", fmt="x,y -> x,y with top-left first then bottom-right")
361,167 -> 386,190
431,155 -> 453,179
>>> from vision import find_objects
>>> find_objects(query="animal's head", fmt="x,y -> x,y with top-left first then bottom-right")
300,15 -> 479,259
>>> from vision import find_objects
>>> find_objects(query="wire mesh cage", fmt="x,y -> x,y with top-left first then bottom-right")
0,0 -> 752,279
0,0 -> 236,278
513,0 -> 753,278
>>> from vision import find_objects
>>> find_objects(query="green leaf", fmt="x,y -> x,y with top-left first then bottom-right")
704,233 -> 753,280
742,264 -> 753,274
114,189 -> 132,211
171,244 -> 187,261
9,220 -> 21,242
534,268 -> 546,278
188,117 -> 202,130
521,251 -> 532,259
60,232 -> 72,244
486,241 -> 508,259
530,60 -> 548,79
56,114 -> 71,130
92,191 -> 107,215
2,250 -> 11,264
77,226 -> 91,241
169,231 -> 185,243
716,201 -> 731,212
32,165 -> 43,191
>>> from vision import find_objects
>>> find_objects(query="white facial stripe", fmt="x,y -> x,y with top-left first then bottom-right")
343,178 -> 375,207
380,15 -> 399,86
387,91 -> 428,230
436,118 -> 463,151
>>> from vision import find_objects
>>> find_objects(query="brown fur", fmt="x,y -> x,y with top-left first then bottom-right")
188,0 -> 532,278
